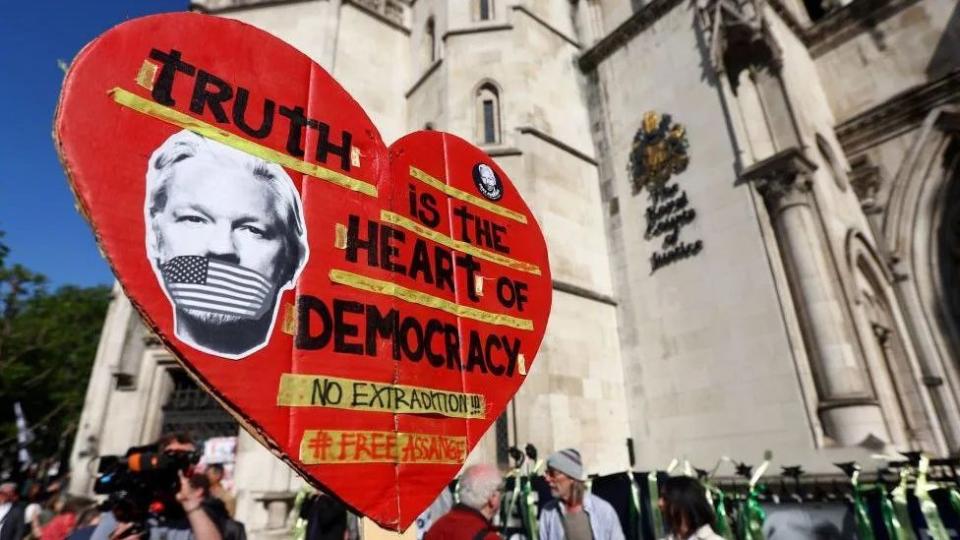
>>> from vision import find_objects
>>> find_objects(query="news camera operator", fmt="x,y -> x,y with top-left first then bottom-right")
90,433 -> 223,540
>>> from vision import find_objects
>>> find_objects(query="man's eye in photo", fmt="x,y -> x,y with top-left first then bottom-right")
176,214 -> 208,225
237,225 -> 268,238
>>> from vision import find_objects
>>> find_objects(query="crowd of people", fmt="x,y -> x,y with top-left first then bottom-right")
422,448 -> 724,540
0,433 -> 243,540
0,480 -> 99,540
2,440 -> 725,540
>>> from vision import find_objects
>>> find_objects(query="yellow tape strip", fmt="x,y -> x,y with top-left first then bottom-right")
380,210 -> 541,275
277,373 -> 486,419
409,166 -> 527,224
110,88 -> 378,197
135,61 -> 158,91
329,269 -> 534,331
334,223 -> 348,249
281,303 -> 297,336
300,429 -> 467,464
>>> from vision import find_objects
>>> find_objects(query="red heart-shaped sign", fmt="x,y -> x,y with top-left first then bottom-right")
55,13 -> 551,530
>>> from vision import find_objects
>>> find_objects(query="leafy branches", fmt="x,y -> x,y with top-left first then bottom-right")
0,231 -> 112,464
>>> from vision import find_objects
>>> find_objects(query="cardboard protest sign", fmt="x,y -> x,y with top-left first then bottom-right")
54,13 -> 551,530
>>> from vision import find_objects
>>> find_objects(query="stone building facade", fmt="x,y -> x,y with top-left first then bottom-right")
68,0 -> 959,535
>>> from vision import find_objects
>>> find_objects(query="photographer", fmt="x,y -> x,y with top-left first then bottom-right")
91,434 -> 222,540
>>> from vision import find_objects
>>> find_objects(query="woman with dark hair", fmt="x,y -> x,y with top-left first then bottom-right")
658,477 -> 723,540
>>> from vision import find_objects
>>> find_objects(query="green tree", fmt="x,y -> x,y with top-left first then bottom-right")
0,231 -> 112,466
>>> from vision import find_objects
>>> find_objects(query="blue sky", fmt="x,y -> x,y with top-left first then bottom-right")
0,1 -> 186,288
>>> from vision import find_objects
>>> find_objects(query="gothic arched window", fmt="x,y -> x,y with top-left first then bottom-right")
475,82 -> 501,145
851,255 -> 911,447
474,0 -> 494,21
421,17 -> 437,68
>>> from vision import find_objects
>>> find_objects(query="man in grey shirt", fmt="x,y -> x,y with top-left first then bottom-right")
538,449 -> 624,540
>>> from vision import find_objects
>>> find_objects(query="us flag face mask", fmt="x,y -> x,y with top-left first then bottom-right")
160,255 -> 273,320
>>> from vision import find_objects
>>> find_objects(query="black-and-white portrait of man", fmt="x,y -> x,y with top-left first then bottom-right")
145,130 -> 309,358
472,163 -> 503,201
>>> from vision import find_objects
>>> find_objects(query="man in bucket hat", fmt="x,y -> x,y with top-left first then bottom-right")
539,449 -> 624,540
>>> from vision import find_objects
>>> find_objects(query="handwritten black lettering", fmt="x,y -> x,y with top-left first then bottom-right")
295,295 -> 520,378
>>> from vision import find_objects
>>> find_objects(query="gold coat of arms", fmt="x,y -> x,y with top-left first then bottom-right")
628,111 -> 690,194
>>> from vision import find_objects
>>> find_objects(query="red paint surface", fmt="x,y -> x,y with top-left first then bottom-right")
55,13 -> 551,530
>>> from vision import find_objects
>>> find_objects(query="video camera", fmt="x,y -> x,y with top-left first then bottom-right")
94,444 -> 201,524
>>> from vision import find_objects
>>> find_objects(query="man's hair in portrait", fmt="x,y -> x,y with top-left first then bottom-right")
144,129 -> 308,286
478,164 -> 495,182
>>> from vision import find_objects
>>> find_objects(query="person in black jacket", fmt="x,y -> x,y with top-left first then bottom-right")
0,482 -> 28,540
93,434 -> 224,540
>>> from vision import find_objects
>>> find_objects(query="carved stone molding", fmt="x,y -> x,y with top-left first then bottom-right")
805,0 -> 925,57
848,154 -> 882,212
404,58 -> 442,98
577,0 -> 811,73
741,147 -> 817,208
816,396 -> 882,412
511,5 -> 581,49
190,0 -> 343,14
517,126 -> 598,165
142,332 -> 164,348
696,0 -> 782,74
254,492 -> 298,529
576,0 -> 930,77
190,0 -> 318,14
871,322 -> 891,345
765,0 -> 807,37
190,0 -> 411,32
836,69 -> 960,156
347,0 -> 410,33
578,0 -> 684,72
935,110 -> 960,133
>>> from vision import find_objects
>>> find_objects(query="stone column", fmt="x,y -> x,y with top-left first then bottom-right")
744,148 -> 890,446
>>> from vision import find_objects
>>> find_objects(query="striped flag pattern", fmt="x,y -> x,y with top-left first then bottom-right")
14,402 -> 32,467
161,256 -> 272,319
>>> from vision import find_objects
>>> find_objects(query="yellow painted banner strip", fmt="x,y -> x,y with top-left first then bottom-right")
300,429 -> 467,464
380,210 -> 541,275
329,269 -> 534,331
409,166 -> 528,224
281,303 -> 297,336
110,87 -> 378,197
135,61 -> 158,90
334,223 -> 348,249
277,373 -> 486,419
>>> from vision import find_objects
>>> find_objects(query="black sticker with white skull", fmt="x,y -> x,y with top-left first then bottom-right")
472,163 -> 503,201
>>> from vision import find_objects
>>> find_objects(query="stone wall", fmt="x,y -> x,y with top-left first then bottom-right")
815,0 -> 960,122
586,1 -> 823,469
416,0 -> 632,474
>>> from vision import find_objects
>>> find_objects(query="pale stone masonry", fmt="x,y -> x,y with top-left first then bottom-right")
69,0 -> 960,537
